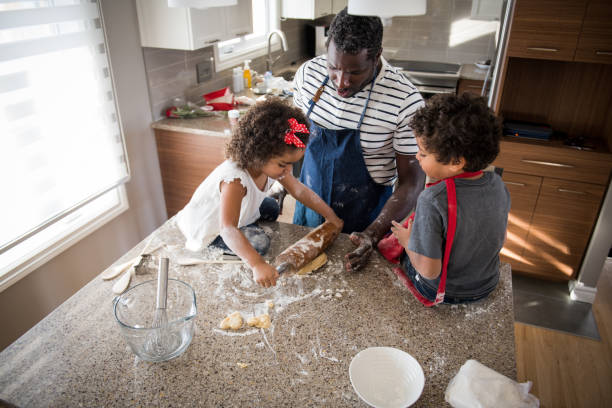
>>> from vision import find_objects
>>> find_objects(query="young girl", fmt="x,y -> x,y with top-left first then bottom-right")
176,98 -> 343,288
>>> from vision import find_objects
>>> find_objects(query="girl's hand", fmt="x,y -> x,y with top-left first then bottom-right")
326,214 -> 344,231
252,261 -> 279,288
391,219 -> 412,250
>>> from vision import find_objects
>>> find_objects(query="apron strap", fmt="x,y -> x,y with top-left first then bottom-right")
398,170 -> 482,307
307,67 -> 378,129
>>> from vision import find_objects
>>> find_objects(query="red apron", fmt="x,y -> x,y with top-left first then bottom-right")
380,171 -> 482,307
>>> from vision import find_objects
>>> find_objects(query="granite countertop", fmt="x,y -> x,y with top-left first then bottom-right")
0,220 -> 516,407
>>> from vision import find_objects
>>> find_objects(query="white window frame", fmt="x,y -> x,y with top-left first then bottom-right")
214,0 -> 281,72
0,1 -> 130,292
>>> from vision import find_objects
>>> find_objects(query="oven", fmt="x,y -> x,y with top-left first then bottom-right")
388,60 -> 461,99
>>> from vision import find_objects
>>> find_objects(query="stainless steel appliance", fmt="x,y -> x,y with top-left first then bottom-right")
388,59 -> 461,98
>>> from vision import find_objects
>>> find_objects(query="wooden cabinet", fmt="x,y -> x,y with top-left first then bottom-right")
457,78 -> 485,96
495,140 -> 611,281
136,0 -> 253,50
508,0 -> 612,64
574,1 -> 612,64
507,0 -> 586,61
154,129 -> 227,217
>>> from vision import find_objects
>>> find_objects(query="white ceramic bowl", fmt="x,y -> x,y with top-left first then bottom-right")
349,347 -> 425,408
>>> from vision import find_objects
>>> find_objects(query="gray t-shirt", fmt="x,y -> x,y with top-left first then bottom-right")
407,172 -> 510,298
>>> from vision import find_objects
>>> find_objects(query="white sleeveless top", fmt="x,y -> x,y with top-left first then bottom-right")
176,160 -> 274,252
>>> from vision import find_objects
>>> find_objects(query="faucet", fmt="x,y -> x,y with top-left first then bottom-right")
266,29 -> 288,74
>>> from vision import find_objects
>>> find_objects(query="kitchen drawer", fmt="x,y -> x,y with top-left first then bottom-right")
521,177 -> 605,279
155,129 -> 227,217
493,140 -> 612,185
574,1 -> 612,64
507,0 -> 586,61
500,172 -> 542,262
457,79 -> 484,96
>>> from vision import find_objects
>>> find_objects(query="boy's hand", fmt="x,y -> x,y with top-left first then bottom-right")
252,262 -> 279,288
391,219 -> 412,250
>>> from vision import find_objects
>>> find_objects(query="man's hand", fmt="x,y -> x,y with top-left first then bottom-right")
345,231 -> 375,272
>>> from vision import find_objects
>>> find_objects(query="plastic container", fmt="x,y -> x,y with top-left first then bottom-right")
228,109 -> 240,128
264,71 -> 272,89
232,67 -> 243,93
113,279 -> 197,362
243,59 -> 252,89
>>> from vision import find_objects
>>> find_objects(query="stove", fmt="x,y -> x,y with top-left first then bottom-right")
388,59 -> 461,97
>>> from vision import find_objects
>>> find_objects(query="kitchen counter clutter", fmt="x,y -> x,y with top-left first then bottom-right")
0,219 -> 516,407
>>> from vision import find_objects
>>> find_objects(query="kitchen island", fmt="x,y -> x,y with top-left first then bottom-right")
0,219 -> 516,407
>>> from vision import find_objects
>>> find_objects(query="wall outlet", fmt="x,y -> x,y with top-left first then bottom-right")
196,58 -> 214,83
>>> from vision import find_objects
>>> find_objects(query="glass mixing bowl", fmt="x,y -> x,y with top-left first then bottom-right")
113,279 -> 196,362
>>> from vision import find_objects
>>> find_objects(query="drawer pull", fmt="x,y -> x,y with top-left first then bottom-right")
520,159 -> 574,168
558,188 -> 586,195
504,181 -> 526,187
595,51 -> 612,56
527,47 -> 559,52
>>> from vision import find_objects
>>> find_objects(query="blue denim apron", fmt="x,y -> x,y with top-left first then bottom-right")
293,75 -> 392,233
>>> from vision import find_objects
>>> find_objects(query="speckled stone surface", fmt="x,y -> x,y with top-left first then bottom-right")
0,220 -> 515,407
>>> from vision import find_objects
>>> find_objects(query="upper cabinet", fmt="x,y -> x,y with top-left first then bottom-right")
507,0 -> 612,64
136,0 -> 253,50
574,1 -> 612,64
281,0 -> 347,20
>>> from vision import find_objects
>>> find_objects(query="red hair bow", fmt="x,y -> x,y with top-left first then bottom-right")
284,118 -> 308,148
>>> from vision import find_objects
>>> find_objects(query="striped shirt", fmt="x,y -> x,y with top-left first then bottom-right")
293,55 -> 424,186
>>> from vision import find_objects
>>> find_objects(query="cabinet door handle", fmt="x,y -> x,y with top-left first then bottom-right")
235,32 -> 249,37
596,51 -> 612,56
520,159 -> 574,168
558,188 -> 586,195
527,47 -> 559,52
504,181 -> 526,187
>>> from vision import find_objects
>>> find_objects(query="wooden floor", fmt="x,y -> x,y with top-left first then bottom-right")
515,260 -> 612,407
280,196 -> 612,406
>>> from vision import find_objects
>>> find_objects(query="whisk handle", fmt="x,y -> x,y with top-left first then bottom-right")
156,257 -> 169,309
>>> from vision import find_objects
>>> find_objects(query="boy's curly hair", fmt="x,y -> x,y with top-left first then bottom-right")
326,7 -> 383,60
410,93 -> 502,172
226,97 -> 310,169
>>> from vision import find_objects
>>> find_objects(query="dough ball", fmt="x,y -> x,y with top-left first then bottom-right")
296,253 -> 328,275
247,313 -> 271,329
267,301 -> 274,308
220,311 -> 243,330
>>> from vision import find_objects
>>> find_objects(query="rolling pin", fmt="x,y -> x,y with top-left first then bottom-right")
273,221 -> 341,274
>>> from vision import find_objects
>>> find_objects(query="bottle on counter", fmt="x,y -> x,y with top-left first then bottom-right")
243,59 -> 252,89
232,67 -> 243,93
228,109 -> 240,129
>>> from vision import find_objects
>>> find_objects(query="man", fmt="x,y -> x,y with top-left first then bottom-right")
292,7 -> 425,271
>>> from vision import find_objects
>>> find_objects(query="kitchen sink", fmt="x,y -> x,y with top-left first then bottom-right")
274,66 -> 298,82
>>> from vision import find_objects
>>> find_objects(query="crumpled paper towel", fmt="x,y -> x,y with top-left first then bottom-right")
445,359 -> 539,408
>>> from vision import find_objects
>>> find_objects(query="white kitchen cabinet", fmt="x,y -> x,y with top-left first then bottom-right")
282,0 -> 332,19
136,0 -> 253,50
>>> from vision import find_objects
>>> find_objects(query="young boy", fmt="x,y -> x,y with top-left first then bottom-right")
390,93 -> 510,305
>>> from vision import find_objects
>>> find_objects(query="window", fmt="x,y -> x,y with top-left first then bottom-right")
214,0 -> 280,71
0,0 -> 129,290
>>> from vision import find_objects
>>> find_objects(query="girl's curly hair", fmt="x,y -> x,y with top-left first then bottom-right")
226,97 -> 310,169
410,93 -> 502,172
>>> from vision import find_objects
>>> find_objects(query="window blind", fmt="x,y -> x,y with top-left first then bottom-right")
0,0 -> 129,254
